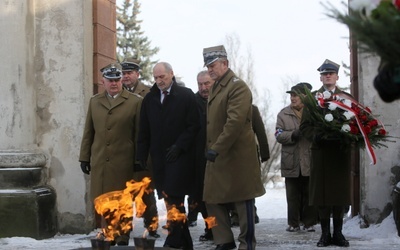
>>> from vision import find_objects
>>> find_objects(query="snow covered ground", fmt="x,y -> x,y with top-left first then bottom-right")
1,186 -> 400,249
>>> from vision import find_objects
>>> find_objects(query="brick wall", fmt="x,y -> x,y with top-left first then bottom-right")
93,0 -> 117,94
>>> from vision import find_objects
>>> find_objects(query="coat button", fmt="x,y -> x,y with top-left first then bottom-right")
106,158 -> 109,162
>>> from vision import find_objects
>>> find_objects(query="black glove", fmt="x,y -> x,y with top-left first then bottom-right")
80,161 -> 91,175
166,145 -> 181,162
205,149 -> 218,162
291,129 -> 301,141
134,160 -> 148,171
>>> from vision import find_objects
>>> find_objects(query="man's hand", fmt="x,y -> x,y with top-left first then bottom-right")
80,161 -> 91,175
134,160 -> 148,171
205,149 -> 218,162
166,145 -> 181,162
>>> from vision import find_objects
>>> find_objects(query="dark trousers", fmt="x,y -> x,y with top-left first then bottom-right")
188,195 -> 206,221
318,205 -> 345,220
285,175 -> 318,227
164,196 -> 193,250
141,191 -> 159,232
188,195 -> 211,233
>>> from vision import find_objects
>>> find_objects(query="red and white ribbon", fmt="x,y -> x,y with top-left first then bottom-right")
316,93 -> 380,165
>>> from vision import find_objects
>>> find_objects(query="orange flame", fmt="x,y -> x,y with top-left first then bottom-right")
141,216 -> 159,238
94,177 -> 151,241
204,216 -> 217,229
147,216 -> 159,233
162,203 -> 187,233
167,206 -> 187,223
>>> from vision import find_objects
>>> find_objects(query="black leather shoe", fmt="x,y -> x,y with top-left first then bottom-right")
199,230 -> 213,241
215,241 -> 236,250
332,232 -> 350,247
148,231 -> 160,238
317,232 -> 331,247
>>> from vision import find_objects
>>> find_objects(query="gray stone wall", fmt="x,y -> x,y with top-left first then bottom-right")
0,0 -> 93,233
358,54 -> 400,223
0,0 -> 36,149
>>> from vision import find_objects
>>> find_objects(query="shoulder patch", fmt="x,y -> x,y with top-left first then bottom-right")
233,77 -> 240,82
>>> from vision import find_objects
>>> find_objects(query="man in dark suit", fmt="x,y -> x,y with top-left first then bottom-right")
136,62 -> 200,250
300,59 -> 351,247
120,58 -> 160,238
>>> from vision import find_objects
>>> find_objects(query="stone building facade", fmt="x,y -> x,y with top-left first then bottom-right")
354,54 -> 400,224
0,0 -> 117,236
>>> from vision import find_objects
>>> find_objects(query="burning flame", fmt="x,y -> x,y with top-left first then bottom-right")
167,206 -> 187,223
204,216 -> 217,229
94,177 -> 151,241
159,202 -> 189,234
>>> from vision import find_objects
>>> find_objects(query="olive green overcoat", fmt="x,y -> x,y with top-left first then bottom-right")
203,69 -> 265,204
79,89 -> 142,200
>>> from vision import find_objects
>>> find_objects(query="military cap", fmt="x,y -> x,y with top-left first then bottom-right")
100,63 -> 122,79
203,45 -> 227,67
317,59 -> 340,74
120,58 -> 141,71
286,82 -> 312,95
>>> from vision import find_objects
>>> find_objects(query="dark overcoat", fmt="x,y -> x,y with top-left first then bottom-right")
126,81 -> 156,189
252,104 -> 270,161
193,92 -> 207,201
300,86 -> 351,206
136,82 -> 200,198
79,89 -> 142,200
203,69 -> 265,204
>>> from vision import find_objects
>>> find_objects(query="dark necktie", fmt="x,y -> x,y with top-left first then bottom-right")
162,91 -> 168,103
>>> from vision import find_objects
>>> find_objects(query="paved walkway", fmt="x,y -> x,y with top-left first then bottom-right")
253,218 -> 398,249
132,217 -> 400,250
6,217 -> 398,249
